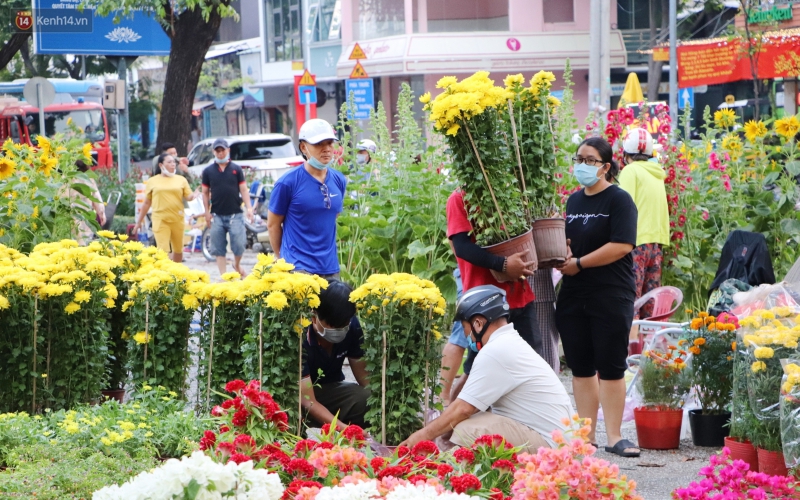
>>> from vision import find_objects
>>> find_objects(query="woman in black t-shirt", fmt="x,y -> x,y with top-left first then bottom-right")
555,137 -> 640,458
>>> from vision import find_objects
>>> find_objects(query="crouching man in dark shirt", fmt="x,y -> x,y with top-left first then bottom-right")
300,279 -> 370,430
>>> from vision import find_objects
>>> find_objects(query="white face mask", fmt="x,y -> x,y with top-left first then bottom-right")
356,153 -> 368,165
161,167 -> 176,177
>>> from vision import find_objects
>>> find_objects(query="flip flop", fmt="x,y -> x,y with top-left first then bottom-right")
604,439 -> 640,458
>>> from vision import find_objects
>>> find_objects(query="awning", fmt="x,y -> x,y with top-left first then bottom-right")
337,31 -> 628,78
205,37 -> 261,60
223,95 -> 245,112
243,94 -> 263,108
250,75 -> 341,89
192,100 -> 214,111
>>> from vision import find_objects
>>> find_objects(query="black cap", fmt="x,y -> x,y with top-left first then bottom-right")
212,138 -> 229,150
454,285 -> 510,324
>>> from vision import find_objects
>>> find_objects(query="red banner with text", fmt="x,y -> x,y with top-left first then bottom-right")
678,35 -> 800,88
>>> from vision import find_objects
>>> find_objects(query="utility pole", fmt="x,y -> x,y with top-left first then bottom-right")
600,0 -> 611,112
108,57 -> 136,181
669,0 -> 678,134
301,0 -> 312,74
589,0 -> 601,114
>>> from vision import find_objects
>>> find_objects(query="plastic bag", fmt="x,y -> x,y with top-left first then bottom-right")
780,359 -> 800,470
731,283 -> 800,319
729,332 -> 755,440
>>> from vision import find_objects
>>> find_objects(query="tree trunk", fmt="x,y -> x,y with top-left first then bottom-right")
156,6 -> 224,156
19,39 -> 37,76
0,32 -> 30,70
647,0 -> 663,102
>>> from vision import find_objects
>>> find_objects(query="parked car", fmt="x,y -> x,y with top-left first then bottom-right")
187,134 -> 304,183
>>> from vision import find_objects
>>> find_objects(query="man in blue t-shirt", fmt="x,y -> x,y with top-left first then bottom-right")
267,119 -> 346,278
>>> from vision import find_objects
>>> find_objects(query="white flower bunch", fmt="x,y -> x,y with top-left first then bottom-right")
314,480 -> 479,500
92,451 -> 284,500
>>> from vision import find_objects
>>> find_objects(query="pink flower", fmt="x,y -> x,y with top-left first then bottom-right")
702,210 -> 709,220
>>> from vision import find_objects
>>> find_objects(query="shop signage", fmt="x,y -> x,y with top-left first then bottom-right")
748,5 -> 793,25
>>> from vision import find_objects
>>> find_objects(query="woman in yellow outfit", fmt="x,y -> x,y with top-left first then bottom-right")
134,154 -> 200,262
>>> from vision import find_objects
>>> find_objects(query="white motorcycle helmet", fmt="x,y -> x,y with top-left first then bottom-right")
622,128 -> 654,156
356,139 -> 377,154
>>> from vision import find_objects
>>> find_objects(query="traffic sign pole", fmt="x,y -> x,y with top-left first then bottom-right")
36,83 -> 45,140
304,90 -> 311,121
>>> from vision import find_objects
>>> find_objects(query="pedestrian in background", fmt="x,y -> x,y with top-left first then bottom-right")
134,154 -> 199,262
267,119 -> 345,279
528,269 -> 560,373
202,138 -> 253,276
440,267 -> 468,407
152,142 -> 191,177
618,128 -> 670,320
555,136 -> 639,458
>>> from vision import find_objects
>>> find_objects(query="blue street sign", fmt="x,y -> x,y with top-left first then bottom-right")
33,0 -> 171,56
345,78 -> 374,120
680,87 -> 695,109
298,85 -> 317,105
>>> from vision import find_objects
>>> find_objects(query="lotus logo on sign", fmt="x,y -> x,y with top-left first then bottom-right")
105,27 -> 142,44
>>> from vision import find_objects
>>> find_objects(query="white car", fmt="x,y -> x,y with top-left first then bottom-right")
187,134 -> 304,183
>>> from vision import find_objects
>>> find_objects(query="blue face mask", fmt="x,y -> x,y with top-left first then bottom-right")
308,156 -> 333,170
573,163 -> 602,187
468,339 -> 479,353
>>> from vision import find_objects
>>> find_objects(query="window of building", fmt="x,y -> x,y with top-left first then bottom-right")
358,0 -> 405,40
542,0 -> 574,23
617,0 -> 651,30
308,0 -> 342,42
424,0 -> 508,33
265,0 -> 302,62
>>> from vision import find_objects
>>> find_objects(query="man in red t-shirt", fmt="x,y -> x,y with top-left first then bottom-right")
444,189 -> 544,401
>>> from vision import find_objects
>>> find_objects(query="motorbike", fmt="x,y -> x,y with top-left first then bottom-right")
201,181 -> 272,261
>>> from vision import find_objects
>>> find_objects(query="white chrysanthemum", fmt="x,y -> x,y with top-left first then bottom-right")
386,483 -> 481,500
315,480 -> 382,500
92,451 -> 283,500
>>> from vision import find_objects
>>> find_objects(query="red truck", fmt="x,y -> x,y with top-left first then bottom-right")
0,99 -> 112,167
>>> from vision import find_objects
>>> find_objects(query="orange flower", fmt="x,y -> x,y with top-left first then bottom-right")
675,358 -> 684,364
690,318 -> 704,330
732,341 -> 737,351
668,345 -> 677,350
693,338 -> 706,346
698,312 -> 709,318
689,346 -> 701,355
705,316 -> 716,325
708,323 -> 717,331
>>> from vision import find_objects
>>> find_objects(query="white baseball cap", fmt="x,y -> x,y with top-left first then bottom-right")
622,128 -> 654,156
299,119 -> 338,144
356,139 -> 377,153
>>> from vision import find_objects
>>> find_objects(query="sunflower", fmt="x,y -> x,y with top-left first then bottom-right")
82,143 -> 93,161
713,109 -> 737,129
743,120 -> 767,142
775,115 -> 800,139
0,157 -> 15,180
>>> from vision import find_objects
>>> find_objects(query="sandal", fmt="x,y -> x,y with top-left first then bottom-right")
604,439 -> 640,457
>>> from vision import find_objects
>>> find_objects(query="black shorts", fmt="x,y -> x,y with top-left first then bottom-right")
554,290 -> 634,380
463,301 -> 542,375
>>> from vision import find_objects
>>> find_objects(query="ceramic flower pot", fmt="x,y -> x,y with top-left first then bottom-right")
482,228 -> 537,282
724,436 -> 758,472
531,218 -> 567,268
100,388 -> 125,404
756,448 -> 788,476
634,406 -> 682,450
688,410 -> 730,447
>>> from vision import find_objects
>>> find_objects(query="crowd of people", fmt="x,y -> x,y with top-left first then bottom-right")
127,119 -> 671,457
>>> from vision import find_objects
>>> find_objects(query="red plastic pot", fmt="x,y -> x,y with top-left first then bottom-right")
724,436 -> 759,472
100,389 -> 125,404
757,448 -> 789,477
634,406 -> 683,450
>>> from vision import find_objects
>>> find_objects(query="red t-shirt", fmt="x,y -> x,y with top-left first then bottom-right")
446,190 -> 534,309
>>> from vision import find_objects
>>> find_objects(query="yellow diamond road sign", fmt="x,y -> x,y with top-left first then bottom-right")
298,70 -> 316,86
349,43 -> 367,60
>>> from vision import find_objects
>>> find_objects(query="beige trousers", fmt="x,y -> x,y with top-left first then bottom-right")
450,411 -> 550,454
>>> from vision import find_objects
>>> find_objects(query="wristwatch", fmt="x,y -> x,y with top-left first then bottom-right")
576,257 -> 584,271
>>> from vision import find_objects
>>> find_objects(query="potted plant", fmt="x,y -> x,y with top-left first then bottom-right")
726,331 -> 759,471
780,361 -> 800,473
685,312 -> 737,447
505,71 -> 568,268
634,346 -> 691,450
425,72 -> 537,272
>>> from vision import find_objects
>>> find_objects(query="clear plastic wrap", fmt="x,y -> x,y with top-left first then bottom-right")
729,329 -> 755,440
780,359 -> 800,470
731,283 -> 800,319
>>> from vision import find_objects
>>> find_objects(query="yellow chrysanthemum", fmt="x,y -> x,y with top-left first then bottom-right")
753,346 -> 774,359
743,120 -> 767,142
419,92 -> 431,104
751,361 -> 767,373
221,272 -> 241,281
64,302 -> 81,314
73,290 -> 92,303
714,109 -> 737,129
0,295 -> 9,309
436,76 -> 458,89
133,331 -> 150,344
265,291 -> 288,310
0,157 -> 16,180
775,115 -> 800,139
530,71 -> 556,89
504,73 -> 525,89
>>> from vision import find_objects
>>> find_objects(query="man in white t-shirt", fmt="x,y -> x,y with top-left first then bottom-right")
401,285 -> 574,453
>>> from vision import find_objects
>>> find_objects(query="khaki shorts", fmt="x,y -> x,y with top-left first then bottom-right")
450,411 -> 550,454
152,217 -> 186,254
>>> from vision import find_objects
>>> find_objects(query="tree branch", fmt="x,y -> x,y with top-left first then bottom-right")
19,39 -> 37,76
0,32 -> 30,70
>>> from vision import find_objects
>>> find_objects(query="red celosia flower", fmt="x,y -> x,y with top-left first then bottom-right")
246,380 -> 260,391
377,465 -> 410,479
411,440 -> 439,456
396,445 -> 410,457
343,425 -> 365,443
450,473 -> 482,494
211,405 -> 225,417
293,439 -> 318,455
473,434 -> 508,449
199,430 -> 216,451
219,425 -> 230,433
232,408 -> 250,426
370,457 -> 387,470
282,479 -> 323,500
492,459 -> 516,472
453,447 -> 475,464
225,379 -> 247,393
284,458 -> 315,478
272,411 -> 289,431
234,434 -> 256,453
320,423 -> 332,435
229,452 -> 252,464
407,474 -> 428,484
437,463 -> 454,478
217,441 -> 235,458
317,442 -> 334,450
489,488 -> 505,500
